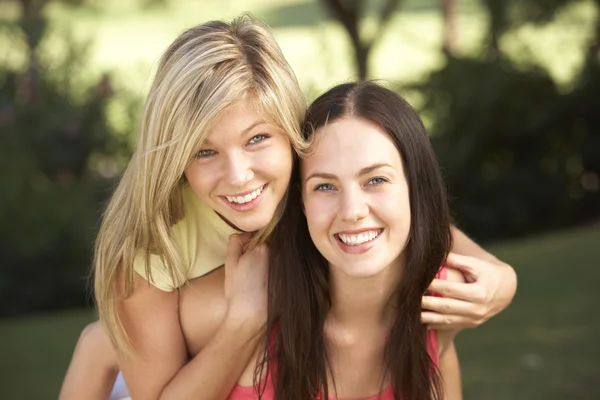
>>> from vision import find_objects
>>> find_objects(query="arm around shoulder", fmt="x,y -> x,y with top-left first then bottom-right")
118,270 -> 266,400
449,226 -> 517,320
115,235 -> 269,400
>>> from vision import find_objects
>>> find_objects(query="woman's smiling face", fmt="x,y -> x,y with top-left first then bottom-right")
301,116 -> 412,278
184,98 -> 293,232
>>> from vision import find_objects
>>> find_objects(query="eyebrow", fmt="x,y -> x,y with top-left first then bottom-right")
305,163 -> 394,182
202,120 -> 266,145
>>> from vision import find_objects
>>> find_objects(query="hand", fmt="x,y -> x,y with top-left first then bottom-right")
223,233 -> 269,331
421,252 -> 517,331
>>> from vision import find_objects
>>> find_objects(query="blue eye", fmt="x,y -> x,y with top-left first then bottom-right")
314,183 -> 334,192
248,134 -> 270,145
195,149 -> 215,158
368,176 -> 388,185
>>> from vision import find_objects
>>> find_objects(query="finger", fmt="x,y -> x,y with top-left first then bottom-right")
248,244 -> 270,273
238,232 -> 254,246
421,311 -> 476,329
422,295 -> 480,318
225,233 -> 249,269
427,279 -> 487,303
250,243 -> 269,256
444,253 -> 482,277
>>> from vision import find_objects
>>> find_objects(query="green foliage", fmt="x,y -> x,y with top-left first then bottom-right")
410,0 -> 600,240
416,55 -> 600,240
481,0 -> 587,35
0,23 -> 133,315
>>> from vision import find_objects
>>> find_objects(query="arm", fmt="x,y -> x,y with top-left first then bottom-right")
437,330 -> 462,400
422,226 -> 517,330
450,226 -> 505,264
118,235 -> 268,400
117,274 -> 263,399
59,321 -> 119,400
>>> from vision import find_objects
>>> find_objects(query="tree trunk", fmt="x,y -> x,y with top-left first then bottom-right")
589,0 -> 600,62
356,44 -> 370,80
19,0 -> 48,85
441,0 -> 456,55
320,0 -> 400,79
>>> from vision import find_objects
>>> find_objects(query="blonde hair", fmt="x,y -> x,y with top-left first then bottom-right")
94,15 -> 307,352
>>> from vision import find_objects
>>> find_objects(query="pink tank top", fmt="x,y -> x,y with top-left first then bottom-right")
229,267 -> 447,400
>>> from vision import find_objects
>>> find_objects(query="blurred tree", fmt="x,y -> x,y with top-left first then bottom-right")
0,0 -> 134,315
416,0 -> 600,240
441,0 -> 457,55
480,0 -> 586,59
17,0 -> 87,74
319,0 -> 402,79
319,0 -> 461,75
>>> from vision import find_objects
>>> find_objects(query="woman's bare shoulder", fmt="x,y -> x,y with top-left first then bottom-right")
179,266 -> 228,354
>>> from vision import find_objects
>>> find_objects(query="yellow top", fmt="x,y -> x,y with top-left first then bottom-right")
133,185 -> 238,291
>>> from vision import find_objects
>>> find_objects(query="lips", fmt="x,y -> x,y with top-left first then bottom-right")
333,228 -> 384,254
219,184 -> 268,212
335,228 -> 383,246
224,184 -> 266,204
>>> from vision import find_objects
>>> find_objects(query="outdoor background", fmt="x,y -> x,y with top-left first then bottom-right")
1,0 -> 599,398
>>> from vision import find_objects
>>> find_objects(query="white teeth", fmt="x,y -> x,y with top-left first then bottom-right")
225,185 -> 264,204
338,230 -> 381,246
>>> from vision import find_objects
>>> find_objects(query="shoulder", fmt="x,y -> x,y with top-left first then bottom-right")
179,266 -> 228,354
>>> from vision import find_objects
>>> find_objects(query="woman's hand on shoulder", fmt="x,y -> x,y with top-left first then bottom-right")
421,252 -> 517,331
223,233 -> 269,332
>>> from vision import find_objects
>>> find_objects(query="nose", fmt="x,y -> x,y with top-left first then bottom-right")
339,186 -> 369,223
223,150 -> 254,187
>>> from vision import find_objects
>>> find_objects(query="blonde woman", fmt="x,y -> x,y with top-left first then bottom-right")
59,16 -> 516,400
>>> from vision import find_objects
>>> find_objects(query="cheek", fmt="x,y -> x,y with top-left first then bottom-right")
184,163 -> 217,197
304,196 -> 335,236
303,197 -> 336,259
261,139 -> 293,180
387,193 -> 411,233
373,188 -> 410,228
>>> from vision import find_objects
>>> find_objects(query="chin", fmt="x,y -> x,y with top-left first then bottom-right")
336,263 -> 383,279
336,255 -> 398,278
229,214 -> 273,233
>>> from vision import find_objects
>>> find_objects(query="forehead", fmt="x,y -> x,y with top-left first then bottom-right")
207,99 -> 264,134
301,117 -> 402,174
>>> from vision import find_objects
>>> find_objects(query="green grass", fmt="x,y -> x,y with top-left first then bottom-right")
0,310 -> 96,400
0,225 -> 598,399
457,225 -> 600,399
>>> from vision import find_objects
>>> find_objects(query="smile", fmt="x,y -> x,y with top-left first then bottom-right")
219,184 -> 268,212
335,228 -> 383,246
224,184 -> 266,204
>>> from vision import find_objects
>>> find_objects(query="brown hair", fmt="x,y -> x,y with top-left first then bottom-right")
259,81 -> 452,399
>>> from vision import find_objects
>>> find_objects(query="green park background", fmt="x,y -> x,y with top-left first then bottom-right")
0,0 -> 599,398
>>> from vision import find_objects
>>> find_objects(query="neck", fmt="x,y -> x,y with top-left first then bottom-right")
327,254 -> 405,328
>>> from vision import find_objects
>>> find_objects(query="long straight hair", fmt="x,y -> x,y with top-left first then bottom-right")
94,15 -> 307,353
260,82 -> 452,399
